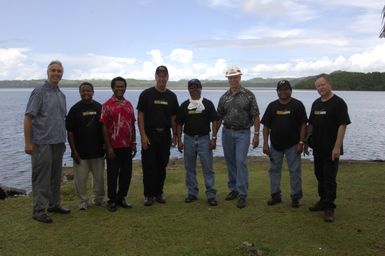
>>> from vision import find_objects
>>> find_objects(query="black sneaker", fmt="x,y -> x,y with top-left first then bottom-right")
32,214 -> 53,224
225,191 -> 239,201
184,194 -> 198,203
291,200 -> 300,208
237,198 -> 247,208
107,202 -> 117,212
207,198 -> 218,206
116,198 -> 132,208
155,194 -> 166,204
267,197 -> 282,206
144,197 -> 154,206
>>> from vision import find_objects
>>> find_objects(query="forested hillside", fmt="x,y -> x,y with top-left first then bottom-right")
294,71 -> 385,90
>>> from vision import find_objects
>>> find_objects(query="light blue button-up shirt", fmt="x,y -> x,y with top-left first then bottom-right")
25,81 -> 67,144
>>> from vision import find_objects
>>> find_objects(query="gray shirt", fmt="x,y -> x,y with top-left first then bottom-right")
217,86 -> 259,129
25,81 -> 67,144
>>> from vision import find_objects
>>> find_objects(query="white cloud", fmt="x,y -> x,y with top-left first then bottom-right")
1,43 -> 385,81
169,49 -> 193,64
250,42 -> 385,78
0,48 -> 43,80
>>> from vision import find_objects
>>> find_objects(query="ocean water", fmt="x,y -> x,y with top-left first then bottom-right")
1,87 -> 384,192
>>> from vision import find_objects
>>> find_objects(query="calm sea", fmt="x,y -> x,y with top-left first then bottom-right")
1,88 -> 384,192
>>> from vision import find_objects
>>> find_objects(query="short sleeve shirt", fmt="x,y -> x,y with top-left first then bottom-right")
176,98 -> 219,136
25,81 -> 67,144
100,96 -> 136,149
261,98 -> 308,150
217,86 -> 259,129
137,87 -> 179,130
309,94 -> 351,157
66,100 -> 105,159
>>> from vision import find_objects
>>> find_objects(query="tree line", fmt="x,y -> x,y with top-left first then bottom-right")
1,71 -> 384,90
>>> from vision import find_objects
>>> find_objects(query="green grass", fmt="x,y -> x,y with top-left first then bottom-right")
0,158 -> 384,256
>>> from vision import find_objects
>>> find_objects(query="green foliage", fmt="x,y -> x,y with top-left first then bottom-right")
0,158 -> 384,256
294,71 -> 385,91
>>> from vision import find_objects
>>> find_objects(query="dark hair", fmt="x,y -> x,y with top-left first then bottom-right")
188,79 -> 202,88
79,82 -> 94,92
111,76 -> 127,89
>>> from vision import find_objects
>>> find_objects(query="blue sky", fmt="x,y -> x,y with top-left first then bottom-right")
1,0 -> 385,80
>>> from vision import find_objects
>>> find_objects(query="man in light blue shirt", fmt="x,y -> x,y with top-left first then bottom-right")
24,60 -> 70,223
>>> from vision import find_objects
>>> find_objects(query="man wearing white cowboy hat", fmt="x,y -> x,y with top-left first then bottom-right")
217,65 -> 260,208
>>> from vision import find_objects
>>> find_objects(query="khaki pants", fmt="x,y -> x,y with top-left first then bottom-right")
73,157 -> 105,208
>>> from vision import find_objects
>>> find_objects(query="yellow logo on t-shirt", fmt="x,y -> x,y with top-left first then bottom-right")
154,100 -> 168,105
276,110 -> 291,115
188,109 -> 203,114
314,111 -> 327,115
82,111 -> 97,116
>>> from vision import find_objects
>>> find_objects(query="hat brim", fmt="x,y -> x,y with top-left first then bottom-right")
225,72 -> 242,77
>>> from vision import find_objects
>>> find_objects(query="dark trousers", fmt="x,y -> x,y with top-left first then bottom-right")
106,148 -> 132,203
141,130 -> 171,197
314,156 -> 339,210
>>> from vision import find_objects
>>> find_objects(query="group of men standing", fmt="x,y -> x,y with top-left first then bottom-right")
24,60 -> 350,224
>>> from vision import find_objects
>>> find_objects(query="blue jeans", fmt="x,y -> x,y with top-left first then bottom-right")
268,145 -> 303,200
184,134 -> 216,199
222,128 -> 250,198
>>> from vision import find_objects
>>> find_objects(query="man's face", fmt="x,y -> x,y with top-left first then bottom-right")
113,81 -> 126,98
277,87 -> 292,101
315,77 -> 332,97
80,85 -> 94,103
47,64 -> 63,85
227,75 -> 241,87
155,72 -> 168,91
188,84 -> 202,100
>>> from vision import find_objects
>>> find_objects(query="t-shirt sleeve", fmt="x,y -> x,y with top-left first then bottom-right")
65,107 -> 75,131
136,91 -> 146,113
336,98 -> 351,126
25,89 -> 42,117
260,103 -> 272,127
206,100 -> 219,122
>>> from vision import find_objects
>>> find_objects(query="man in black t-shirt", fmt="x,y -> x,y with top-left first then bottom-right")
66,82 -> 105,210
306,73 -> 351,223
261,80 -> 307,208
176,79 -> 219,206
137,66 -> 179,206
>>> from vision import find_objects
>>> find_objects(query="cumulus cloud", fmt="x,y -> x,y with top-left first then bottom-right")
0,48 -> 43,80
250,42 -> 385,78
169,49 -> 193,64
1,43 -> 385,81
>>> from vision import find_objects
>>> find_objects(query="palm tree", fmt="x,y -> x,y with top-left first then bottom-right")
380,5 -> 385,38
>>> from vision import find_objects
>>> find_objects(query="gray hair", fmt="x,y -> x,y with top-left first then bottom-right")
47,60 -> 63,70
315,73 -> 332,85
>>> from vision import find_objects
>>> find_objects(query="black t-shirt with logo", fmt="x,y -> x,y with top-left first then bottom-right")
261,98 -> 308,150
65,100 -> 105,159
309,94 -> 351,157
176,98 -> 219,136
137,87 -> 179,130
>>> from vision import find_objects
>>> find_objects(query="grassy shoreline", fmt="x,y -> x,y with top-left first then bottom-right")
1,157 -> 384,256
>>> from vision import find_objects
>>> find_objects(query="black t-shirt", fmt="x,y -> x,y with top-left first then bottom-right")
261,98 -> 308,150
309,94 -> 351,157
137,87 -> 179,130
176,98 -> 219,136
66,100 -> 105,159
